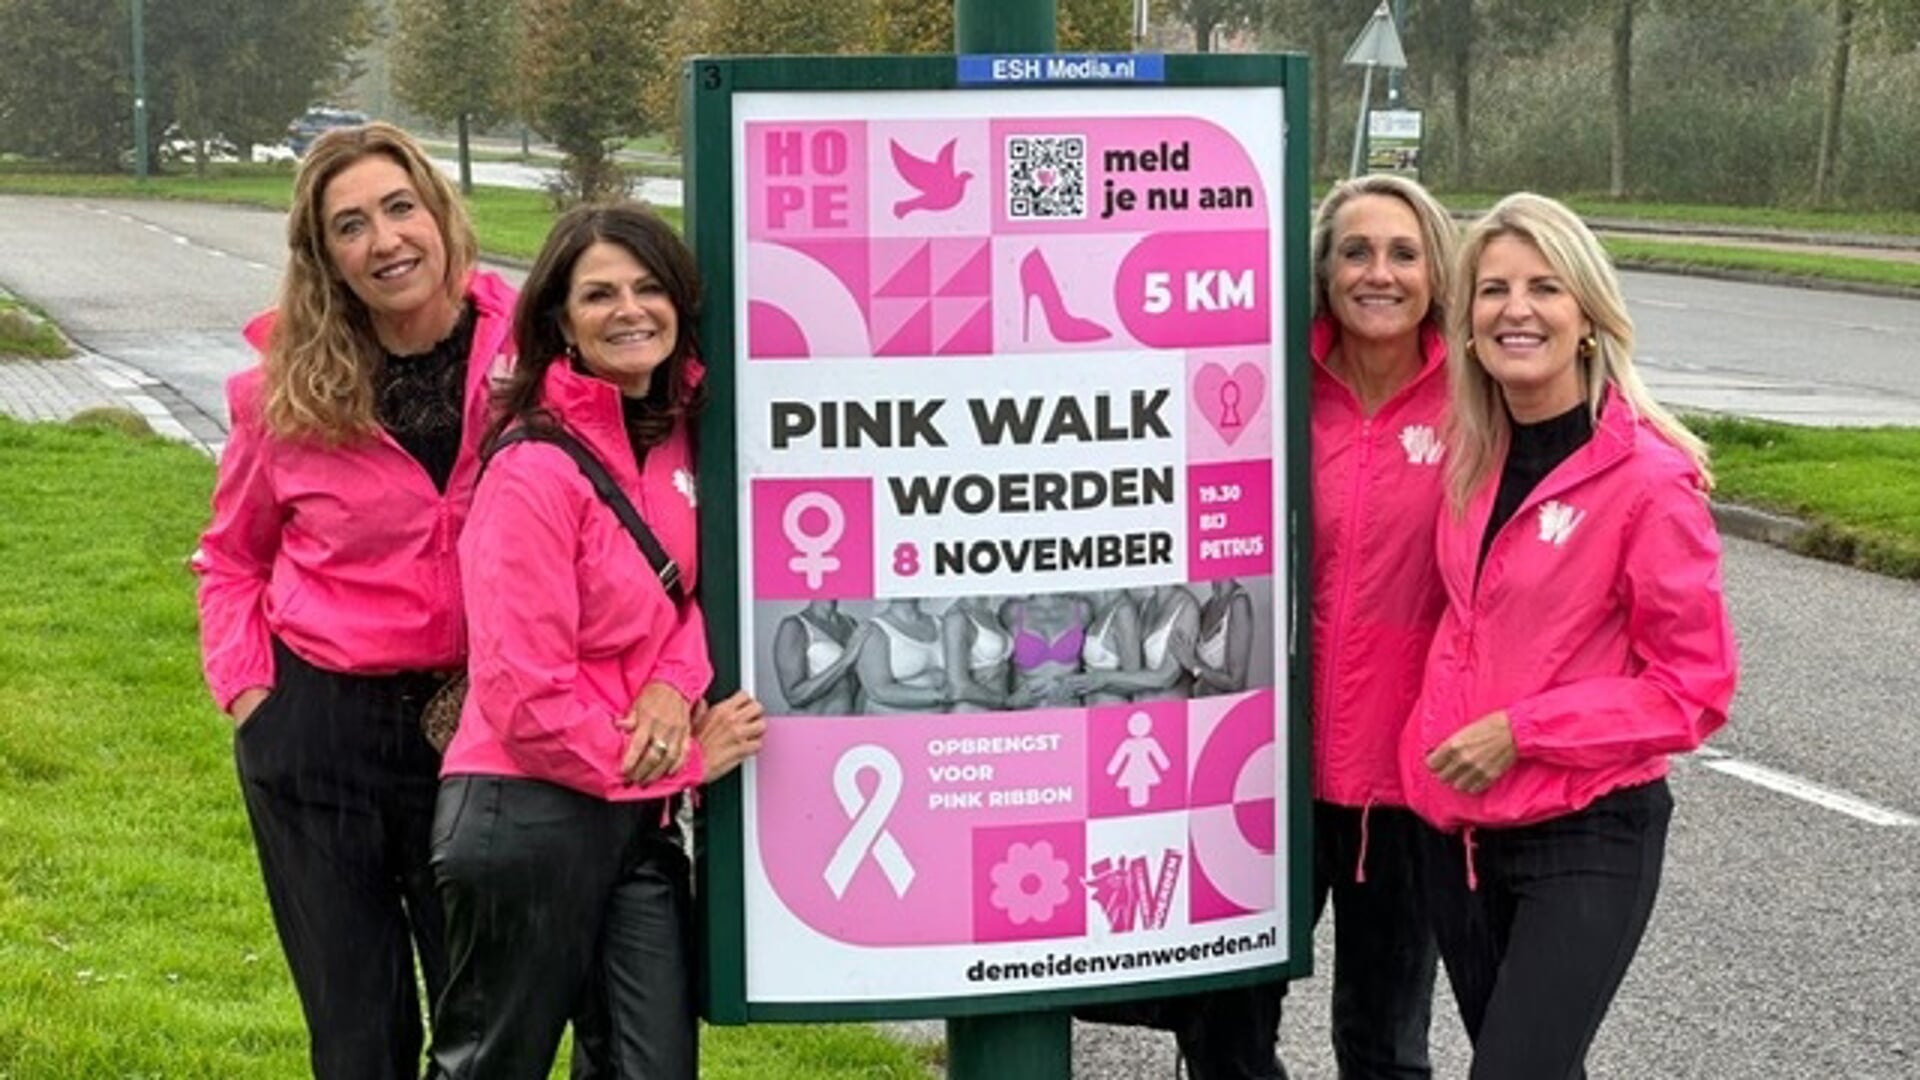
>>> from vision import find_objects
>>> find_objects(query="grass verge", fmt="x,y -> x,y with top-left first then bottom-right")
0,296 -> 70,359
1443,192 -> 1920,238
0,418 -> 932,1078
0,163 -> 682,265
1605,237 -> 1920,293
1689,415 -> 1920,579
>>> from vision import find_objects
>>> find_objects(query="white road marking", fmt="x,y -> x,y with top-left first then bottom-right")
1638,297 -> 1689,310
1691,747 -> 1918,827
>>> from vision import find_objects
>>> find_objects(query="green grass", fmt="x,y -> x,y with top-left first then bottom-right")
0,163 -> 683,265
0,418 -> 932,1078
1688,415 -> 1920,579
1443,192 -> 1920,238
0,297 -> 70,359
1604,237 -> 1920,292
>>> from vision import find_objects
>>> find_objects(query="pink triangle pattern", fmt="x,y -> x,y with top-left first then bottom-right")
933,298 -> 992,356
873,240 -> 931,299
934,240 -> 992,298
873,299 -> 932,356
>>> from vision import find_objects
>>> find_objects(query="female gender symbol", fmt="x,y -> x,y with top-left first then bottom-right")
783,491 -> 846,589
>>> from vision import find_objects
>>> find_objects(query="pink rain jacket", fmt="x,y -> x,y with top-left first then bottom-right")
443,359 -> 710,802
1399,385 -> 1739,832
193,272 -> 517,710
1310,317 -> 1450,807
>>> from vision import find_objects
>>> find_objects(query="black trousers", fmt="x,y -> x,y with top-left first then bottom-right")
1077,801 -> 1438,1080
1419,779 -> 1672,1080
427,776 -> 695,1080
232,639 -> 448,1080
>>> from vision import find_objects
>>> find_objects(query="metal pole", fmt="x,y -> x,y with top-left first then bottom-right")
1349,62 -> 1375,177
955,0 -> 1056,54
1387,0 -> 1406,105
131,0 -> 150,179
948,3 -> 1069,1075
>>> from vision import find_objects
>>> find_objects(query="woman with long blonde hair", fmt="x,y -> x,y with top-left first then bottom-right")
1406,193 -> 1736,1078
192,122 -> 516,1079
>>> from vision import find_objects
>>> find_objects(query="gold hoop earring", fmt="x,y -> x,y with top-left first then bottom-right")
1465,340 -> 1480,365
1578,335 -> 1598,362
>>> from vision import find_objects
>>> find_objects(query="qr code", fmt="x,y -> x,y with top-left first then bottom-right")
1006,135 -> 1087,220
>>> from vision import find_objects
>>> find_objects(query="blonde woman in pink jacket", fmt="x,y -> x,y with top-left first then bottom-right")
1405,193 -> 1738,1078
428,203 -> 761,1080
1080,175 -> 1457,1080
193,123 -> 514,1080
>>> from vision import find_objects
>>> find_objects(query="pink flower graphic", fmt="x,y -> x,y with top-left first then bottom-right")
989,841 -> 1071,926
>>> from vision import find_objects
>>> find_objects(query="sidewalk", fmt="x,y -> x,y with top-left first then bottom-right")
0,352 -> 210,451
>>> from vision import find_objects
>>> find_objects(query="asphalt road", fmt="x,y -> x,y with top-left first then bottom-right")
3,194 -> 1918,1076
4,193 -> 1919,431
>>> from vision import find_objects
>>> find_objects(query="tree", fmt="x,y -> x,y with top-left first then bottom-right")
394,0 -> 516,194
0,0 -> 127,168
710,0 -> 865,56
149,0 -> 372,174
1170,0 -> 1264,52
0,0 -> 366,172
1262,0 -> 1379,183
1606,0 -> 1634,197
1405,0 -> 1477,185
1060,0 -> 1134,50
518,0 -> 667,205
869,0 -> 951,52
1813,0 -> 1920,204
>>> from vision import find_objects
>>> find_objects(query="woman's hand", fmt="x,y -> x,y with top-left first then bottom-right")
616,681 -> 693,785
695,691 -> 766,783
1425,711 -> 1517,795
229,687 -> 270,727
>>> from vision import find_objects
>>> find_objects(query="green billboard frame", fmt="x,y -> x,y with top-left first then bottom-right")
687,51 -> 1314,1025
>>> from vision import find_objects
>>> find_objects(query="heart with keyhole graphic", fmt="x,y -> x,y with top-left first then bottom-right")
1192,362 -> 1266,445
1034,167 -> 1058,188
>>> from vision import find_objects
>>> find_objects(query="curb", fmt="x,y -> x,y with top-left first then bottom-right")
1608,257 -> 1920,303
1581,215 -> 1920,253
1710,500 -> 1811,549
75,353 -> 222,456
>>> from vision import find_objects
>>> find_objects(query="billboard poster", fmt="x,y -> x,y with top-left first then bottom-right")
1366,107 -> 1423,180
722,75 -> 1295,1011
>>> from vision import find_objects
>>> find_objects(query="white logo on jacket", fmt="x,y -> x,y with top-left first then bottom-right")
1537,500 -> 1585,546
1399,424 -> 1444,466
674,468 -> 698,508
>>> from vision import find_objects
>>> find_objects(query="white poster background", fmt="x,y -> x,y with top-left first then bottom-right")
732,86 -> 1290,1005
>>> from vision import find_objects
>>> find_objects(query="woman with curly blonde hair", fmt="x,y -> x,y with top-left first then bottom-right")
192,121 -> 516,1079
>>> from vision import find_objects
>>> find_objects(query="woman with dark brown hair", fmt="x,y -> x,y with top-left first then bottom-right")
429,201 -> 761,1079
192,121 -> 514,1079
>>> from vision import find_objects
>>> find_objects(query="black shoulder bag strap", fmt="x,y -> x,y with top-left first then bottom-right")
493,426 -> 687,610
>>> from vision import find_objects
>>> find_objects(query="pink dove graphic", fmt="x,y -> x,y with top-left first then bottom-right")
890,138 -> 973,218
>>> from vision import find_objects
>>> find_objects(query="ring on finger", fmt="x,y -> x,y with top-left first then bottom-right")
650,737 -> 669,756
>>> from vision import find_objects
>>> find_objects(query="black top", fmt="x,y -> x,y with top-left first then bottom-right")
620,392 -> 656,471
1478,400 -> 1597,571
376,304 -> 474,493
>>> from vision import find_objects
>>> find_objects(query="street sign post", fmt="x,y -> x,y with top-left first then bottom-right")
1343,1 -> 1408,178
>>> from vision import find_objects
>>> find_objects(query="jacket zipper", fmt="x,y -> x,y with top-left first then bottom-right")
1320,409 -> 1373,792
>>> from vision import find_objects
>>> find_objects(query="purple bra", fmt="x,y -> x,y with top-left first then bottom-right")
1012,609 -> 1085,671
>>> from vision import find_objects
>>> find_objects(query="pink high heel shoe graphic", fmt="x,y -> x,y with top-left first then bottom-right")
1019,249 -> 1110,344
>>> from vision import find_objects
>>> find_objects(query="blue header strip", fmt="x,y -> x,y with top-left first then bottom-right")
957,53 -> 1167,86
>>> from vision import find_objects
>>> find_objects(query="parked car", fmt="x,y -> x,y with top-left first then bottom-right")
158,124 -> 241,165
286,106 -> 369,156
